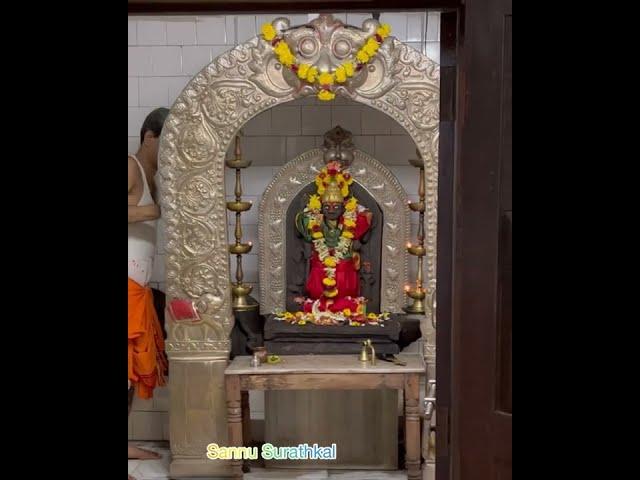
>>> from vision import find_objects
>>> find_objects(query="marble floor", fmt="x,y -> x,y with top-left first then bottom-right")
128,442 -> 435,480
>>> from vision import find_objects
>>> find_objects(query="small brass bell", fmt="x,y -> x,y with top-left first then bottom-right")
359,339 -> 376,365
359,340 -> 370,363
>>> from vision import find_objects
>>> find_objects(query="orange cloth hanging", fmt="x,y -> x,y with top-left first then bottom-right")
128,277 -> 167,399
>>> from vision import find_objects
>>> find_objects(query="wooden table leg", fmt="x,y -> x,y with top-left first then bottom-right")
241,390 -> 251,473
225,375 -> 243,479
405,373 -> 421,480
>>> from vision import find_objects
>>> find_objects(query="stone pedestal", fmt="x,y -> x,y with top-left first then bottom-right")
263,314 -> 402,355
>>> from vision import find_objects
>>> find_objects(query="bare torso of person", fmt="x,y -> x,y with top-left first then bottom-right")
128,157 -> 156,206
128,154 -> 158,286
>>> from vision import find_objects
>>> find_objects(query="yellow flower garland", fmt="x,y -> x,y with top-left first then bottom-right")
323,278 -> 337,287
306,66 -> 319,83
324,257 -> 337,268
343,218 -> 356,228
303,162 -> 363,298
308,194 -> 321,211
261,22 -> 391,101
261,23 -> 277,41
318,90 -> 336,101
318,72 -> 335,86
345,197 -> 358,212
297,63 -> 310,79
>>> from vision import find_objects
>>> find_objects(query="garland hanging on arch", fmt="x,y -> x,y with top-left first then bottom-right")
260,22 -> 392,101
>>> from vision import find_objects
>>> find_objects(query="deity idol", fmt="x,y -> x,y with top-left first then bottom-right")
291,160 -> 379,325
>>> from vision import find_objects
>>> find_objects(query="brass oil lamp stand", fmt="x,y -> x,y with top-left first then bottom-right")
226,134 -> 258,311
403,152 -> 427,314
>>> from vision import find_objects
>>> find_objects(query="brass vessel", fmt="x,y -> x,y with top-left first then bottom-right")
359,339 -> 376,365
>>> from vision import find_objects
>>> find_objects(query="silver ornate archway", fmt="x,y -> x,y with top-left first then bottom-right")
158,14 -> 439,477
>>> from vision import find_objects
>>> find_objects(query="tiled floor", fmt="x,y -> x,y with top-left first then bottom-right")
128,442 -> 435,479
128,442 -> 171,479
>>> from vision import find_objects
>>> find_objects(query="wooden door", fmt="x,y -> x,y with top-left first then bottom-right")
448,0 -> 512,479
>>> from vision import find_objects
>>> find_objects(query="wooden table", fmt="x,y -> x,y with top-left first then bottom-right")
224,354 -> 424,480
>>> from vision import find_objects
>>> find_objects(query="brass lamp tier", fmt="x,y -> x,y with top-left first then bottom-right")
404,284 -> 427,314
408,157 -> 425,168
407,245 -> 426,257
231,282 -> 259,311
231,282 -> 253,297
408,201 -> 426,213
403,294 -> 427,314
226,200 -> 253,212
406,286 -> 427,300
226,134 -> 258,312
229,243 -> 253,255
225,158 -> 252,169
405,149 -> 427,314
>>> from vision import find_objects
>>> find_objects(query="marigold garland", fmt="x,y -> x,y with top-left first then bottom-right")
273,307 -> 389,326
302,161 -> 361,298
260,21 -> 391,101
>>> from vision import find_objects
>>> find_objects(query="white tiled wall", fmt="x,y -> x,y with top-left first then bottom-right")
128,12 -> 440,157
129,12 -> 439,440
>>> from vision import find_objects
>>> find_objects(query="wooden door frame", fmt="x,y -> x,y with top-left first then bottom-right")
127,1 -> 461,15
435,10 -> 457,480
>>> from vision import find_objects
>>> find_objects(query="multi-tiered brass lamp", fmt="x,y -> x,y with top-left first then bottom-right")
403,150 -> 427,314
226,134 -> 259,311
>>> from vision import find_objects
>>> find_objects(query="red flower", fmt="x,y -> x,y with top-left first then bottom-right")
343,173 -> 351,180
291,64 -> 299,72
327,167 -> 337,176
375,34 -> 383,43
329,249 -> 335,255
312,224 -> 321,232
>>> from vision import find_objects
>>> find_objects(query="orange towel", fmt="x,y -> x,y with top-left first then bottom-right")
128,277 -> 167,399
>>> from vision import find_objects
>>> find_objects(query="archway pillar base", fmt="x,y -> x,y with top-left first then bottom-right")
168,353 -> 232,478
